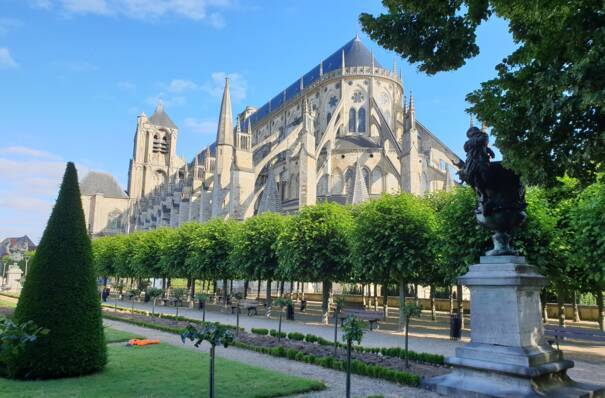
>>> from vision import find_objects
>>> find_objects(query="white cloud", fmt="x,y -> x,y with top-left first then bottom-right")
202,71 -> 247,103
166,79 -> 197,93
0,146 -> 91,242
146,93 -> 186,108
0,48 -> 18,69
29,0 -> 233,26
184,117 -> 217,135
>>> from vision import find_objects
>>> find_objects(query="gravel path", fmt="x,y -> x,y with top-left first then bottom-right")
104,318 -> 441,398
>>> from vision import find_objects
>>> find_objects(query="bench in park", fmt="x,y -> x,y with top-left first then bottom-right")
338,309 -> 384,331
544,325 -> 605,349
231,299 -> 261,316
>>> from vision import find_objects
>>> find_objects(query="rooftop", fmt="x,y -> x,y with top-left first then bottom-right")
80,171 -> 128,199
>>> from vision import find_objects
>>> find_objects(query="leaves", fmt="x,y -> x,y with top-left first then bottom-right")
180,323 -> 234,349
341,316 -> 366,345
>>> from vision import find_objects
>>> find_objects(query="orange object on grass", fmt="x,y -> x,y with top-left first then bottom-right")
127,339 -> 160,346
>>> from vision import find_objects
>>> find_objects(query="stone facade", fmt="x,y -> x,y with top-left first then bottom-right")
81,37 -> 461,236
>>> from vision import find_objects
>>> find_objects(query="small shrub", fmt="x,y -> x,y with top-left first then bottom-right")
286,348 -> 298,360
295,351 -> 305,361
287,332 -> 304,341
251,328 -> 269,336
304,334 -> 317,343
269,329 -> 286,338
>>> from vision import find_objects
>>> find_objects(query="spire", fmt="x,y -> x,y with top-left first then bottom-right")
246,118 -> 252,135
302,96 -> 310,115
341,49 -> 346,74
409,92 -> 416,127
469,114 -> 474,128
299,76 -> 304,91
355,32 -> 361,41
319,59 -> 323,76
393,58 -> 397,75
258,167 -> 282,214
149,99 -> 177,129
216,78 -> 234,146
235,118 -> 242,133
349,161 -> 370,205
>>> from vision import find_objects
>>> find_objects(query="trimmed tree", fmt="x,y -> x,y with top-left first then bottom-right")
13,162 -> 107,379
230,213 -> 287,318
277,203 -> 354,324
352,194 -> 437,330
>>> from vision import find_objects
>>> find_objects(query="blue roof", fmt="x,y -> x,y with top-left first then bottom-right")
242,37 -> 381,130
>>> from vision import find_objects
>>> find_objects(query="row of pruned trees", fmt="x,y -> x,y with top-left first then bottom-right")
93,181 -> 605,330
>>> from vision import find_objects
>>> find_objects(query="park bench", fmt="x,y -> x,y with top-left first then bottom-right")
231,299 -> 261,316
544,325 -> 605,349
338,309 -> 384,331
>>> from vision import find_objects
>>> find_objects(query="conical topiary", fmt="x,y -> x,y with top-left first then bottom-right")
14,162 -> 106,379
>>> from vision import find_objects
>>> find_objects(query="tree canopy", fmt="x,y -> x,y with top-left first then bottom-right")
361,0 -> 605,186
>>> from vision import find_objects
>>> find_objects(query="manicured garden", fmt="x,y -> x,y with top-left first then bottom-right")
0,343 -> 325,398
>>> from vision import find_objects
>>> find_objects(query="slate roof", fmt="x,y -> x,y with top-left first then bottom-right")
0,236 -> 36,257
149,102 -> 177,129
80,172 -> 128,199
243,37 -> 381,130
334,135 -> 380,150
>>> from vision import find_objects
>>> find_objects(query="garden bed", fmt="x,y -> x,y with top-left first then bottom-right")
102,306 -> 448,383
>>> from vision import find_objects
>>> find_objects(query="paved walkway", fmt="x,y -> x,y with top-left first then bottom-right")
105,299 -> 605,385
104,318 -> 440,398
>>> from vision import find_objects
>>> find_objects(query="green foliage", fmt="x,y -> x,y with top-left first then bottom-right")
127,288 -> 140,300
277,202 -> 354,283
400,302 -> 422,323
230,213 -> 288,281
570,178 -> 605,289
186,219 -> 238,281
0,318 -> 49,378
146,288 -> 164,300
352,194 -> 437,285
287,332 -> 305,341
181,323 -> 235,349
273,297 -> 292,308
171,288 -> 186,303
195,293 -> 209,303
361,1 -> 605,185
341,316 -> 366,345
251,328 -> 269,336
269,329 -> 286,338
14,162 -> 107,379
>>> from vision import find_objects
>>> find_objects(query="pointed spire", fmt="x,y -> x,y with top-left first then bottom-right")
149,99 -> 177,129
216,77 -> 234,146
349,161 -> 370,205
355,32 -> 361,41
469,114 -> 474,128
319,59 -> 323,76
258,167 -> 282,214
302,96 -> 310,115
155,100 -> 164,113
235,118 -> 242,133
341,49 -> 346,74
299,76 -> 304,91
393,58 -> 398,75
409,92 -> 416,127
247,118 -> 252,135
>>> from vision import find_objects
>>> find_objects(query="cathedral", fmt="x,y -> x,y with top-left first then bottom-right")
81,37 -> 461,237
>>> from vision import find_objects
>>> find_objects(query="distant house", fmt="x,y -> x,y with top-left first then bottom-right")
0,235 -> 37,258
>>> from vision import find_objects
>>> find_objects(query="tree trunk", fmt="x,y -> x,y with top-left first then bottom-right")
456,284 -> 464,329
430,285 -> 436,321
597,289 -> 604,332
213,280 -> 217,295
572,291 -> 580,322
449,286 -> 454,315
361,283 -> 366,307
541,290 -> 549,322
405,318 -> 410,368
209,345 -> 216,398
346,339 -> 352,398
222,279 -> 228,308
398,278 -> 406,331
257,279 -> 262,300
414,283 -> 419,307
289,280 -> 294,296
167,278 -> 171,289
190,278 -> 196,299
279,280 -> 285,296
265,279 -> 272,318
333,309 -> 339,356
382,282 -> 389,319
162,278 -> 166,290
243,280 -> 249,298
322,280 -> 332,325
278,312 -> 283,342
557,287 -> 566,327
373,283 -> 378,311
229,279 -> 233,295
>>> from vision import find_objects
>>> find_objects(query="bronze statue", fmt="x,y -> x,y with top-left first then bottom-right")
461,125 -> 526,256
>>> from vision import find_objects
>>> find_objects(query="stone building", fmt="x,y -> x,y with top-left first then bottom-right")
81,36 -> 461,236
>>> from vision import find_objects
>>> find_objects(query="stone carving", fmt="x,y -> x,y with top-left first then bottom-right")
461,126 -> 526,256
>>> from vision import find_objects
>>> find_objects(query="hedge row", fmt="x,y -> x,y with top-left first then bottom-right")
232,341 -> 421,387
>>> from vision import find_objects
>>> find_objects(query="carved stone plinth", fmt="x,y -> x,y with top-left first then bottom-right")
428,256 -> 605,397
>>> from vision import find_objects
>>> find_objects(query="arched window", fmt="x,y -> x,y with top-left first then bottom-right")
317,175 -> 328,196
332,169 -> 343,194
362,167 -> 370,192
348,108 -> 357,132
371,167 -> 383,194
357,107 -> 366,132
344,168 -> 354,196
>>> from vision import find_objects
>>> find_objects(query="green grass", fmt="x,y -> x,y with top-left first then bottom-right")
103,327 -> 143,344
0,299 -> 15,308
0,343 -> 325,398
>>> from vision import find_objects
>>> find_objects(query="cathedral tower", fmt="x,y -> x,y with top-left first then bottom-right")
211,78 -> 234,218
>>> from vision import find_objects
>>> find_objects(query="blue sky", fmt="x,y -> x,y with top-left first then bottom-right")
0,0 -> 516,242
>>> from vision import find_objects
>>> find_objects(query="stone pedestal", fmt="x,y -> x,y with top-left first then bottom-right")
5,264 -> 23,292
428,256 -> 605,397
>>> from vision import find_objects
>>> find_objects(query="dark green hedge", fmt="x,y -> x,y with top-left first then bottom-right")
14,163 -> 106,379
251,328 -> 269,335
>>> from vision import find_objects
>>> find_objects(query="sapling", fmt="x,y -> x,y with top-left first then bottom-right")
333,297 -> 345,356
196,293 -> 209,322
273,297 -> 292,343
127,288 -> 140,316
146,287 -> 163,316
400,302 -> 422,368
172,288 -> 186,320
341,316 -> 365,398
181,323 -> 234,398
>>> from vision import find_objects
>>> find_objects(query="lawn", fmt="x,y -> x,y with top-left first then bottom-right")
0,343 -> 325,398
104,327 -> 143,343
0,299 -> 15,308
